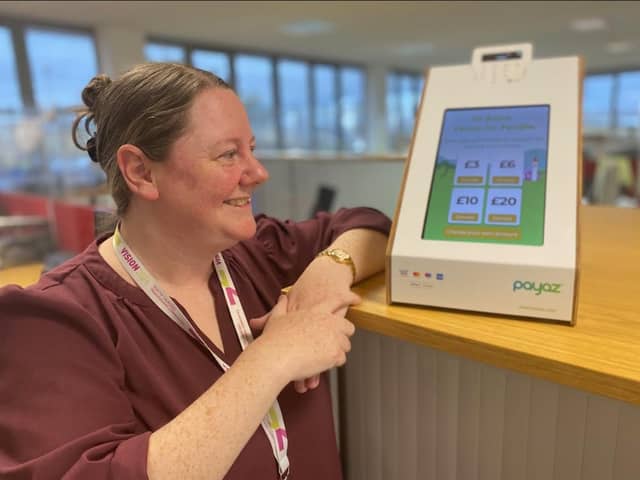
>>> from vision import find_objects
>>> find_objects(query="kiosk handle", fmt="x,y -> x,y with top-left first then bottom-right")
472,43 -> 533,84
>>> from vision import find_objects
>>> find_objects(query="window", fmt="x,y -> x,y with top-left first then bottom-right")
386,73 -> 401,149
25,28 -> 98,109
234,54 -> 277,149
582,70 -> 640,132
0,26 -> 23,191
192,49 -> 230,83
0,26 -> 22,112
386,71 -> 423,152
24,26 -> 101,185
144,40 -> 367,152
144,42 -> 186,63
313,64 -> 338,150
583,74 -> 614,131
340,67 -> 367,152
277,59 -> 310,149
25,27 -> 98,109
616,71 -> 640,130
1,23 -> 104,195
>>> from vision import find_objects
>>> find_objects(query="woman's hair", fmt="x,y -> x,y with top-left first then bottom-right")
72,62 -> 231,215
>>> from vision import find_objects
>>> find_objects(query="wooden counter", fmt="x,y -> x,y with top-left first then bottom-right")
348,205 -> 640,405
0,262 -> 42,288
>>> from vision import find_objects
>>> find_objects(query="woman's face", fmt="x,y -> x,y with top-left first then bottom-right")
152,87 -> 269,249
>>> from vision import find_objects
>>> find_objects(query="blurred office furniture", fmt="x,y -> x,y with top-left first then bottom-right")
0,215 -> 53,269
0,192 -> 99,281
581,149 -> 598,201
583,133 -> 640,206
592,160 -> 621,205
309,185 -> 337,217
0,191 -> 96,255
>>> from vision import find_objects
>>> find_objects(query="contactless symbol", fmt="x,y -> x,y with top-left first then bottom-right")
436,273 -> 444,280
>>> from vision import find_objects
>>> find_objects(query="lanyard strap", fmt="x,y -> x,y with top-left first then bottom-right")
112,226 -> 290,479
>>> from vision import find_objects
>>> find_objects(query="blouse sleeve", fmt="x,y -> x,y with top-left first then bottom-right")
0,285 -> 150,480
233,207 -> 391,290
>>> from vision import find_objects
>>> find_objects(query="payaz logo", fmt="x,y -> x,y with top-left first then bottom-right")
512,280 -> 562,295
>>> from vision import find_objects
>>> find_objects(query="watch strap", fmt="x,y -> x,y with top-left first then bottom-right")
316,248 -> 356,281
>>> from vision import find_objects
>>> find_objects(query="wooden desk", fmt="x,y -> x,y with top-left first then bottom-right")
349,205 -> 640,405
342,205 -> 640,479
0,263 -> 43,288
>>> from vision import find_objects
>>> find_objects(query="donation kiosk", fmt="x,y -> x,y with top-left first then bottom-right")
387,44 -> 582,323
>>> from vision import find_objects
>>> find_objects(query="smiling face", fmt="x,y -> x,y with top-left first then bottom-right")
151,87 -> 269,250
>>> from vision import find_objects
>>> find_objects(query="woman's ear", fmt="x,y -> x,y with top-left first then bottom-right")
116,144 -> 159,201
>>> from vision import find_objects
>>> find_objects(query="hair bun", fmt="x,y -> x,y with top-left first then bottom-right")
81,74 -> 112,111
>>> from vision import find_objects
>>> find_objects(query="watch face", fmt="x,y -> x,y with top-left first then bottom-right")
333,250 -> 348,261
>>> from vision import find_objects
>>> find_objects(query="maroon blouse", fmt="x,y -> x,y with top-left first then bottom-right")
0,209 -> 391,479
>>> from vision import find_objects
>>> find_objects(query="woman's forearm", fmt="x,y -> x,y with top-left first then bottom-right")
147,338 -> 287,480
326,228 -> 388,283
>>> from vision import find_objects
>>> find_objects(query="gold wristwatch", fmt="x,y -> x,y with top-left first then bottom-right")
316,248 -> 356,281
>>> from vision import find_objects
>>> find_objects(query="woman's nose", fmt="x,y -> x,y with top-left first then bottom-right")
242,153 -> 269,185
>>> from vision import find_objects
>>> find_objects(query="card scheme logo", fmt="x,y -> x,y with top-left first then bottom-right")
400,269 -> 408,277
513,280 -> 561,295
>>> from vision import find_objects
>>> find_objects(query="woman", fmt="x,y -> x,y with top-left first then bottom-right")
0,63 -> 390,479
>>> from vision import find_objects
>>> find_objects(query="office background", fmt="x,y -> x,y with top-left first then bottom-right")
0,1 -> 639,223
1,3 -> 640,480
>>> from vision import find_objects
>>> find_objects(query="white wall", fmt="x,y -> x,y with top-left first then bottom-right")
94,26 -> 146,78
255,159 -> 405,221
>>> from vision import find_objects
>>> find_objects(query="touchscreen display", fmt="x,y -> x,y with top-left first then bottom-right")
422,105 -> 550,245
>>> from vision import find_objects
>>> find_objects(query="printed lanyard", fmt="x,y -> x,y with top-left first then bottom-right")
112,225 -> 290,479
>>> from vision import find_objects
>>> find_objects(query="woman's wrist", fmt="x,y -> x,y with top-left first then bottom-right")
245,335 -> 292,390
311,255 -> 355,287
315,248 -> 357,283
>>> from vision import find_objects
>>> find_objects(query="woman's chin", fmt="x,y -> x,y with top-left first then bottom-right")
230,219 -> 258,242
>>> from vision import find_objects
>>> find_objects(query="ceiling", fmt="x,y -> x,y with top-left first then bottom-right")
0,1 -> 639,73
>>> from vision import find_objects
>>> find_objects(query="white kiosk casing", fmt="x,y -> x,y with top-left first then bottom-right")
387,44 -> 582,324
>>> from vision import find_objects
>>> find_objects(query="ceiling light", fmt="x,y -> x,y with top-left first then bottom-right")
570,17 -> 607,32
606,41 -> 632,54
280,20 -> 334,36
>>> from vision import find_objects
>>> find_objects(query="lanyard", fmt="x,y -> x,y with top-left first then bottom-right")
112,226 -> 290,479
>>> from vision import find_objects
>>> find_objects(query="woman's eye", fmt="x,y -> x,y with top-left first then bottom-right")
220,149 -> 237,160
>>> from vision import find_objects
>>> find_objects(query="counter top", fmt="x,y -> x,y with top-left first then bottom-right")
348,205 -> 640,405
0,262 -> 42,288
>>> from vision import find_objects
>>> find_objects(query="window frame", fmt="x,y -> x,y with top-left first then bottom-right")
386,68 -> 424,152
146,35 -> 369,152
0,16 -> 99,113
583,67 -> 640,133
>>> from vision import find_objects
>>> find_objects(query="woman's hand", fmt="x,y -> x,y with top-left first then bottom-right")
250,293 -> 357,386
286,255 -> 359,317
284,256 -> 361,392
